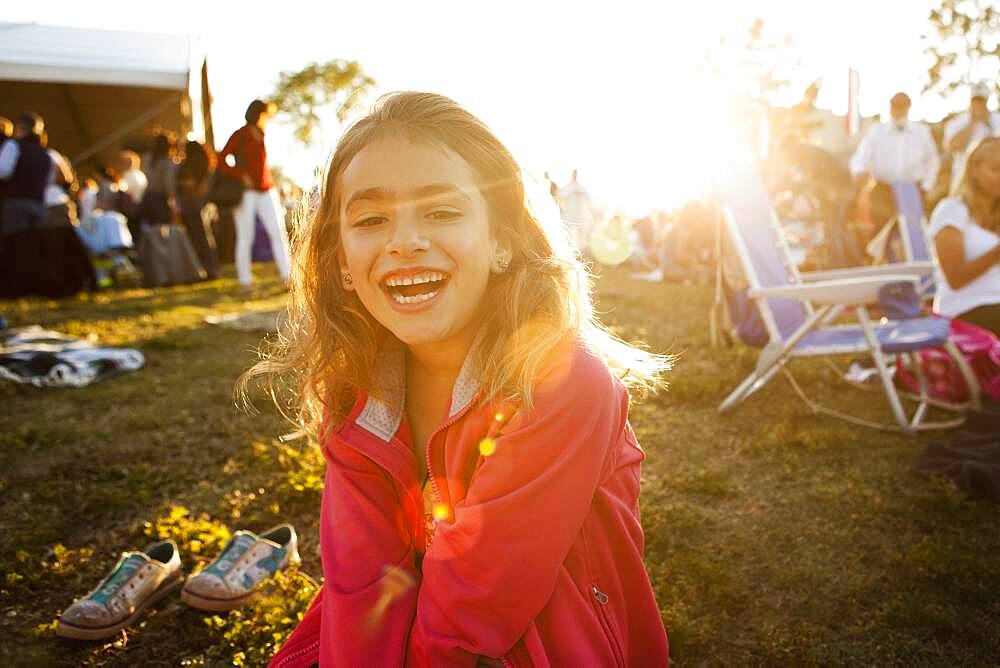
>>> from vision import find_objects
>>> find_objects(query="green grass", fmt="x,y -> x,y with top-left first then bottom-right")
1,265 -> 998,666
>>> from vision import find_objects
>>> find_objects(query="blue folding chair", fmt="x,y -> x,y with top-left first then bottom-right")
714,162 -> 978,433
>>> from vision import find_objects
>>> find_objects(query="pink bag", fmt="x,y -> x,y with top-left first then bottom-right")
896,317 -> 1000,403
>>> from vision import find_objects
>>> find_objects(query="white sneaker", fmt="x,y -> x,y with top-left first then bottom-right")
56,540 -> 183,640
181,524 -> 300,612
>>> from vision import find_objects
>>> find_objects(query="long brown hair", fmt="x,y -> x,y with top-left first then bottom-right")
954,136 -> 1000,233
241,92 -> 669,439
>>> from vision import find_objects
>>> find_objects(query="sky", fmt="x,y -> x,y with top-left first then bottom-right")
5,0 -> 983,215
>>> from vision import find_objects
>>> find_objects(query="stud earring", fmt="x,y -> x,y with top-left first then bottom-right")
493,253 -> 511,274
342,272 -> 353,287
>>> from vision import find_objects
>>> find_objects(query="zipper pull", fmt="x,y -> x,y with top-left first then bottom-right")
592,585 -> 609,605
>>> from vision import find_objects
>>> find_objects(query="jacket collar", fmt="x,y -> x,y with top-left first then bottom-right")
355,334 -> 483,442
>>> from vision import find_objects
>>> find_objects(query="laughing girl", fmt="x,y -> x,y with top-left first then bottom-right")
255,92 -> 670,667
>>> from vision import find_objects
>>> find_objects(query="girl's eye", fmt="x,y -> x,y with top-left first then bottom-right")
353,215 -> 386,228
427,209 -> 462,222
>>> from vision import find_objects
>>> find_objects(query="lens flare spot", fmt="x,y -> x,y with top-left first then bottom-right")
432,503 -> 449,522
494,412 -> 504,422
479,438 -> 497,456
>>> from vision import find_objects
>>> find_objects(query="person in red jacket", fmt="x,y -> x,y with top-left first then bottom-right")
218,99 -> 292,288
247,91 -> 671,667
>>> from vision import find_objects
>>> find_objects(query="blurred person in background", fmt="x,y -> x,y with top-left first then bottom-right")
117,149 -> 146,234
119,149 -> 147,204
177,139 -> 219,279
659,200 -> 716,285
944,83 -> 1000,194
850,92 -> 940,198
0,113 -> 94,297
218,99 -> 291,289
135,132 -> 206,287
0,116 -> 12,223
77,175 -> 99,220
76,187 -> 133,256
139,133 -> 178,227
849,92 -> 940,250
929,136 -> 1000,335
0,112 -> 49,236
556,169 -> 594,257
771,134 -> 860,267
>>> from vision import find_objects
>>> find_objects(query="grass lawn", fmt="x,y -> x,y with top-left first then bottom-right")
1,265 -> 998,666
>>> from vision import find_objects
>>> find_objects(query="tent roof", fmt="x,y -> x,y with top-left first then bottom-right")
0,22 -> 200,90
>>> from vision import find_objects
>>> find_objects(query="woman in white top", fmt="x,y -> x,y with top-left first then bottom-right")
929,136 -> 1000,334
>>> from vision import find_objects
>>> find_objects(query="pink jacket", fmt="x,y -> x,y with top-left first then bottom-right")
269,340 -> 669,667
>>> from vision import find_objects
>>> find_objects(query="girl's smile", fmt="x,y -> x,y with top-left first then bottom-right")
380,266 -> 450,309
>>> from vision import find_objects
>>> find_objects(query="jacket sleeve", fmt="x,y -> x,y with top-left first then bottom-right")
216,129 -> 244,179
317,431 -> 422,665
407,350 -> 627,666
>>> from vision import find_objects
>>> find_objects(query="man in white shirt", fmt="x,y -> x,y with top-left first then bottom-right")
943,83 -> 1000,193
849,92 -> 940,195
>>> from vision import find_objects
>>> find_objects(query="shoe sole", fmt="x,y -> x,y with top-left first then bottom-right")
180,557 -> 301,612
180,586 -> 259,612
56,572 -> 183,641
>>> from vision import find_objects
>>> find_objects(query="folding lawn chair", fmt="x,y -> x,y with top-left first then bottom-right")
713,162 -> 979,433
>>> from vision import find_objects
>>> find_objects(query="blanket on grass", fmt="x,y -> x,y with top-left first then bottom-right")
0,326 -> 144,388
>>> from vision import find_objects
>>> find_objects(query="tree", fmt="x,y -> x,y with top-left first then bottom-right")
702,18 -> 803,108
923,0 -> 1000,98
700,18 -> 804,154
270,60 -> 376,146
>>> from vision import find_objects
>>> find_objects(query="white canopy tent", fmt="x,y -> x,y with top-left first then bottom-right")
0,22 -> 213,169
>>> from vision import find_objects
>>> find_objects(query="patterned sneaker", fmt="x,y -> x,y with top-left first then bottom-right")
181,524 -> 300,611
56,540 -> 183,640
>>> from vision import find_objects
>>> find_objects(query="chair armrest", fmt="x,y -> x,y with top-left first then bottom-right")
798,262 -> 935,283
750,275 -> 920,306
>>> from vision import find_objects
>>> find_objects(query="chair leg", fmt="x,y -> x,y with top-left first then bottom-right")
855,307 -> 914,433
719,369 -> 765,413
719,306 -> 831,413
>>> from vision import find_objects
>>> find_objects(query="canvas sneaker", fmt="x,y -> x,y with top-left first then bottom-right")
181,524 -> 300,611
56,540 -> 183,640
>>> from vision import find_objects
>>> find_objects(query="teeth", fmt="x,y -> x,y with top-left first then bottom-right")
384,271 -> 446,287
391,289 -> 439,304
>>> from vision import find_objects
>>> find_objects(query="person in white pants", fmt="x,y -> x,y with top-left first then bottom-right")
233,188 -> 291,286
218,99 -> 292,288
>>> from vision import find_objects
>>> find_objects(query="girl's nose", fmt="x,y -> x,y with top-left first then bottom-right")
386,215 -> 430,257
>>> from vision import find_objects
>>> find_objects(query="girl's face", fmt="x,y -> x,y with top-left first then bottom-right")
337,136 -> 501,353
971,143 -> 1000,199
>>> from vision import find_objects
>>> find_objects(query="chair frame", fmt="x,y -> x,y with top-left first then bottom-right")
716,202 -> 980,434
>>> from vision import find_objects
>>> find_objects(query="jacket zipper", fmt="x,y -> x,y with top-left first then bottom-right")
423,406 -> 472,523
272,639 -> 319,668
591,585 -> 625,667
